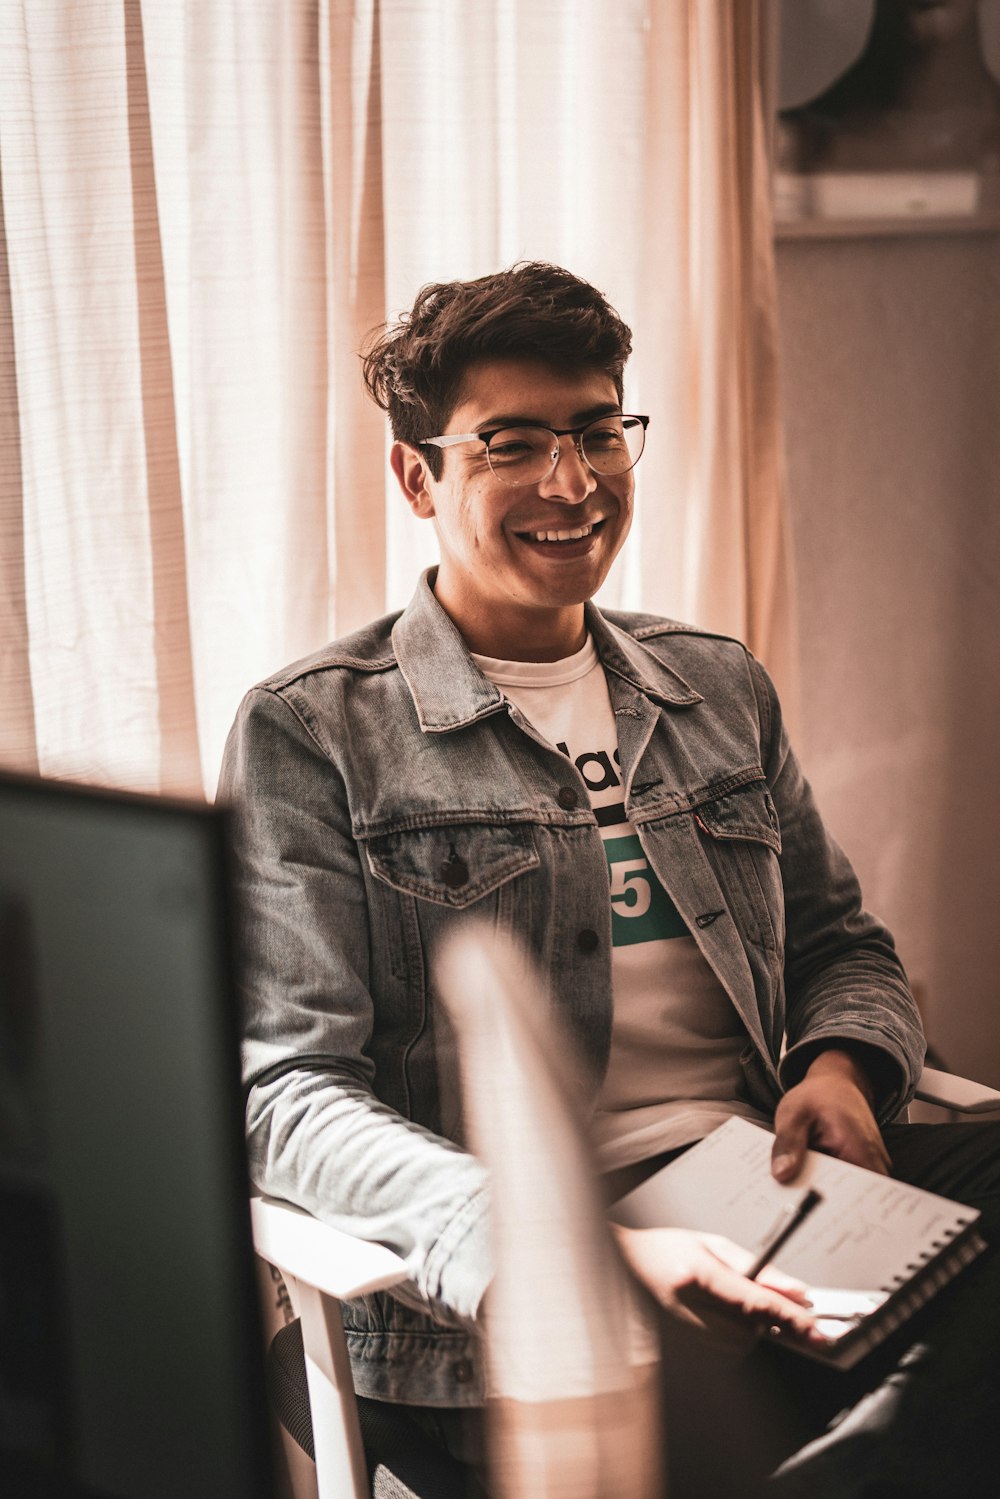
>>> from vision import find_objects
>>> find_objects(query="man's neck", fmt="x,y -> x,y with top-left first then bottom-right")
434,586 -> 588,663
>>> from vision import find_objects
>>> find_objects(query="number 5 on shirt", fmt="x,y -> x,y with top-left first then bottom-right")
604,834 -> 689,948
609,858 -> 652,917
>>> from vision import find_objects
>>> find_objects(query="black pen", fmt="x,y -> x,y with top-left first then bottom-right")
747,1187 -> 824,1280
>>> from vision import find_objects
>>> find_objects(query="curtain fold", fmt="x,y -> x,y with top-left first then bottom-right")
0,152 -> 38,776
0,0 -> 796,797
124,0 -> 201,795
733,0 -> 798,721
3,2 -> 168,790
635,0 -> 796,714
322,0 -> 388,638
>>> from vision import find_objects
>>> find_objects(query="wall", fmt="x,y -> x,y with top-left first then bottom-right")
775,230 -> 1000,1085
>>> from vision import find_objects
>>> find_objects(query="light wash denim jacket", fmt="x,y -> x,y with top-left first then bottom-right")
219,569 -> 923,1407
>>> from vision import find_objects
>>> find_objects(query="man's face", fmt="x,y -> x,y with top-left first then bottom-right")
392,357 -> 634,660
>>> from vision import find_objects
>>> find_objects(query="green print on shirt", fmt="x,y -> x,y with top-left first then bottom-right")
603,833 -> 689,946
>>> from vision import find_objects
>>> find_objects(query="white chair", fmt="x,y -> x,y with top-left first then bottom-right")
251,1061 -> 1000,1499
910,1065 -> 1000,1116
252,1195 -> 407,1499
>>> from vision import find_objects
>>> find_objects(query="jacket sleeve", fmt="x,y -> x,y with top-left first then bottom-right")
218,685 -> 492,1324
748,655 -> 926,1122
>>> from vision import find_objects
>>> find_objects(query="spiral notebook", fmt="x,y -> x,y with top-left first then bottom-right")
612,1117 -> 986,1370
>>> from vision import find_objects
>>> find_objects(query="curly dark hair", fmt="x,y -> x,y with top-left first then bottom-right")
361,262 -> 633,478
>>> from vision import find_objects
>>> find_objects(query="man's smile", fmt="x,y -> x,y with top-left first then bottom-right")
513,518 -> 608,545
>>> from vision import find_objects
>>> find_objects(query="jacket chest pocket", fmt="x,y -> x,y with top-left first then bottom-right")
693,780 -> 784,953
362,821 -> 540,1131
364,821 -> 540,909
363,820 -> 540,991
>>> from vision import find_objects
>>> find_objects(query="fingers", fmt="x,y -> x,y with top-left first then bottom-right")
771,1105 -> 810,1183
752,1266 -> 814,1307
612,1226 -> 827,1353
700,1234 -> 811,1302
614,1226 -> 811,1328
772,1068 -> 893,1180
833,1129 -> 891,1175
692,1242 -> 817,1339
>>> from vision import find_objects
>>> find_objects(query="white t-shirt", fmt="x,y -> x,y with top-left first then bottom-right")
473,635 -> 771,1169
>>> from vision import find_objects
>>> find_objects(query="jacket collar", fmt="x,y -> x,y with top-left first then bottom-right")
583,603 -> 703,708
391,571 -> 506,732
392,571 -> 702,733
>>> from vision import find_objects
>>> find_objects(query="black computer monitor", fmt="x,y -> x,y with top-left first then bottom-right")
0,772 -> 275,1499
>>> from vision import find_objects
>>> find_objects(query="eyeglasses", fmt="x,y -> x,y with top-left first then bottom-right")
419,414 -> 649,487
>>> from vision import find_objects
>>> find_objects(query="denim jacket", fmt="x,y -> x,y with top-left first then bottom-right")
219,569 -> 923,1407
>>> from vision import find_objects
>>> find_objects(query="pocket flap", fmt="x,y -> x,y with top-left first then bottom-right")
365,822 -> 539,909
694,780 -> 781,854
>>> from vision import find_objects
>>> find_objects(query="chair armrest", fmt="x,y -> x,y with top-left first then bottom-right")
250,1195 -> 409,1300
251,1196 -> 407,1499
915,1065 -> 1000,1115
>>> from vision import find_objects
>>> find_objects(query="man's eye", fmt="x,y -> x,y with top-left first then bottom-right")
587,426 -> 626,448
490,439 -> 535,458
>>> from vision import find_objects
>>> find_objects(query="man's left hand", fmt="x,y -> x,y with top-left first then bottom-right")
771,1047 -> 891,1183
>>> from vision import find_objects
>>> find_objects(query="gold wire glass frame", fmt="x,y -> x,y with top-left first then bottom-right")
420,414 -> 650,486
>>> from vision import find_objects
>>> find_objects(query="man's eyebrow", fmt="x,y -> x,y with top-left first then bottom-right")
473,402 -> 623,432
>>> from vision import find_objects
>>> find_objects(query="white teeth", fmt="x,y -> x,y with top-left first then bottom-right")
530,524 -> 594,543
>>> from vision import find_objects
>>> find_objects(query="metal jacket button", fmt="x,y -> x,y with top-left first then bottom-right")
441,855 -> 469,889
557,785 -> 579,809
577,928 -> 599,953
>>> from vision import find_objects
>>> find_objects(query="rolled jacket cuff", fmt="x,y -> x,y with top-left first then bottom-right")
419,1184 -> 494,1325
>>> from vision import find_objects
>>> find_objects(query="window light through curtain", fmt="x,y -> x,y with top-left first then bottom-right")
0,0 -> 795,799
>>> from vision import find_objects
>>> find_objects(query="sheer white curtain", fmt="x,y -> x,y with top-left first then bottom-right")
0,0 -> 794,798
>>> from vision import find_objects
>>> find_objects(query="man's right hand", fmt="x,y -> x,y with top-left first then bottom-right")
612,1224 -> 824,1353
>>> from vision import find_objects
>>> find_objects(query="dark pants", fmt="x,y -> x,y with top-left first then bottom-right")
368,1121 -> 1000,1499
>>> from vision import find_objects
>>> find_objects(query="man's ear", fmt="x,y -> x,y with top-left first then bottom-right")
391,442 -> 436,519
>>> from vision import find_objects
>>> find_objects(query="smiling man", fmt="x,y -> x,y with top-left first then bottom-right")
220,264 -> 999,1497
391,358 -> 639,660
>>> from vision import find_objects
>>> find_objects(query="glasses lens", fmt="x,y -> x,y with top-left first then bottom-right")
485,428 -> 557,485
581,416 -> 645,475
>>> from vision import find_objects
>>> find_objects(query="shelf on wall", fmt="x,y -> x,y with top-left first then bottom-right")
775,212 -> 1000,241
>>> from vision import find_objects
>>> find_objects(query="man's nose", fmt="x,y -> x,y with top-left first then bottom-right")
536,435 -> 597,502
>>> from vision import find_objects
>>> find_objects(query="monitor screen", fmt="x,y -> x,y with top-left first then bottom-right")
0,773 -> 275,1499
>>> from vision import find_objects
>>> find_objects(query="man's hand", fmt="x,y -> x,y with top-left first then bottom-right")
771,1047 -> 892,1184
612,1224 -> 822,1353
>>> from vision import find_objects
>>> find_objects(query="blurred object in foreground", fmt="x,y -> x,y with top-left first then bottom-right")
435,926 -> 663,1499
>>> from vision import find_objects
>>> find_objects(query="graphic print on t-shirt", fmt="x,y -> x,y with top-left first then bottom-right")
603,832 -> 689,946
472,639 -> 763,1168
556,738 -> 689,948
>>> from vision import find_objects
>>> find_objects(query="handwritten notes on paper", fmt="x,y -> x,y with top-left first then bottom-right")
612,1117 -> 976,1291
